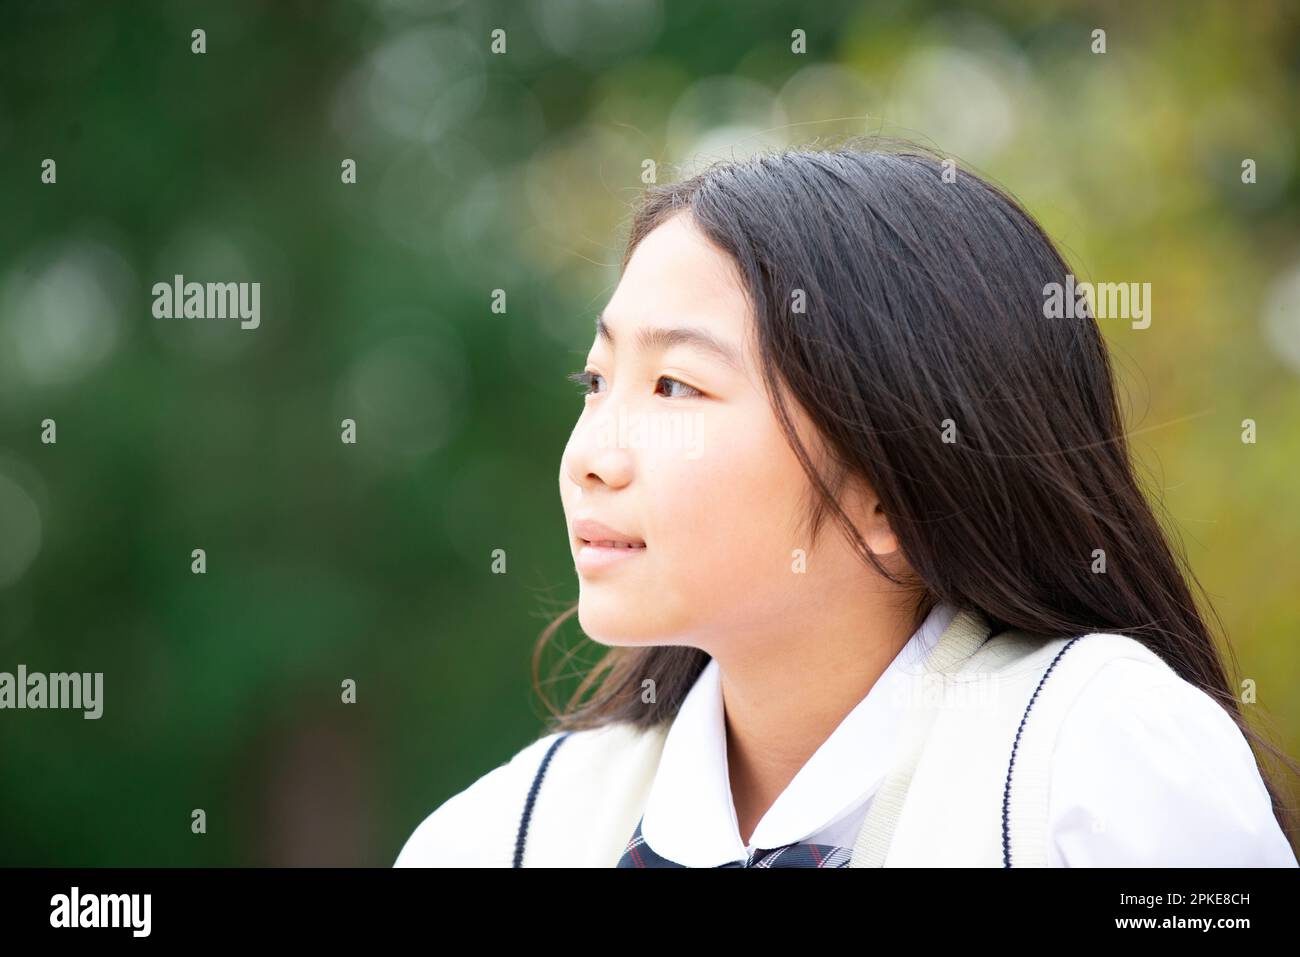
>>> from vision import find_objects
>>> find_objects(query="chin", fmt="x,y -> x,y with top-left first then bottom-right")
576,598 -> 659,648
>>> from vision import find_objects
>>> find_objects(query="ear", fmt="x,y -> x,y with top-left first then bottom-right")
841,475 -> 902,557
862,496 -> 902,557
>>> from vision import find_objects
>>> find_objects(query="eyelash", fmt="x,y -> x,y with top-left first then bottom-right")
566,369 -> 702,400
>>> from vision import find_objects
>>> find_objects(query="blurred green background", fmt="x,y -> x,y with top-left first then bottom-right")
0,0 -> 1297,865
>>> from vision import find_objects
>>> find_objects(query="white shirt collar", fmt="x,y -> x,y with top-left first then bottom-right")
640,601 -> 958,867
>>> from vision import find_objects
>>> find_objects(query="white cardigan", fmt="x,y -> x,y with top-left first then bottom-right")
395,607 -> 1298,867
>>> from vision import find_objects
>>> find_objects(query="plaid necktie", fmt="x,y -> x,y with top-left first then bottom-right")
616,815 -> 852,868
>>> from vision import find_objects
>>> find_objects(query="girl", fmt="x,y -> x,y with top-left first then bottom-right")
395,142 -> 1299,867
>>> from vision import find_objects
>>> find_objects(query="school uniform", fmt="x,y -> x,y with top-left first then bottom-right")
394,603 -> 1299,867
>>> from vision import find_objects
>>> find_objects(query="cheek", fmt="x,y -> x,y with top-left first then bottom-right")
645,417 -> 808,603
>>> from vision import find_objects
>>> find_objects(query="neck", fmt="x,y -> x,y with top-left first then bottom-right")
717,594 -> 931,845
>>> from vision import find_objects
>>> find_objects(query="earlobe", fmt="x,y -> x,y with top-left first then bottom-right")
853,492 -> 896,556
863,526 -> 900,557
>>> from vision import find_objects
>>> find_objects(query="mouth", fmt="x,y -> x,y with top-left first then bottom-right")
574,537 -> 647,574
572,519 -> 647,573
571,518 -> 646,549
577,538 -> 647,550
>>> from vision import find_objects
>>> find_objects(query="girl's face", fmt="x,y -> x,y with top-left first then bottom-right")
558,212 -> 898,653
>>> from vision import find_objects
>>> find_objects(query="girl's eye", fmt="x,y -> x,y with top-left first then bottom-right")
567,369 -> 604,397
565,369 -> 702,400
655,375 -> 702,399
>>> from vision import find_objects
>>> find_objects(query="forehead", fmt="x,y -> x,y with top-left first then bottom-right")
603,213 -> 752,347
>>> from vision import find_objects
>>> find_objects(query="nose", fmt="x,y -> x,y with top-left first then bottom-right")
562,402 -> 634,491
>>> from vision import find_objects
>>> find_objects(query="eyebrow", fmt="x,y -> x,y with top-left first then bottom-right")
595,312 -> 742,372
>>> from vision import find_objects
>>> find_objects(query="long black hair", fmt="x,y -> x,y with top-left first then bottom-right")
532,139 -> 1298,842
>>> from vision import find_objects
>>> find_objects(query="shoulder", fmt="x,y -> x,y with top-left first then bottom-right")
392,729 -> 567,867
1047,649 -> 1298,866
393,721 -> 666,867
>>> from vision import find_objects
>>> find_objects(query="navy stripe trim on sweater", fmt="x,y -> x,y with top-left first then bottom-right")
513,731 -> 573,867
1001,634 -> 1087,867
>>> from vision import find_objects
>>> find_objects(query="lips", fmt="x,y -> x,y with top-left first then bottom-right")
572,518 -> 647,576
572,518 -> 646,549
